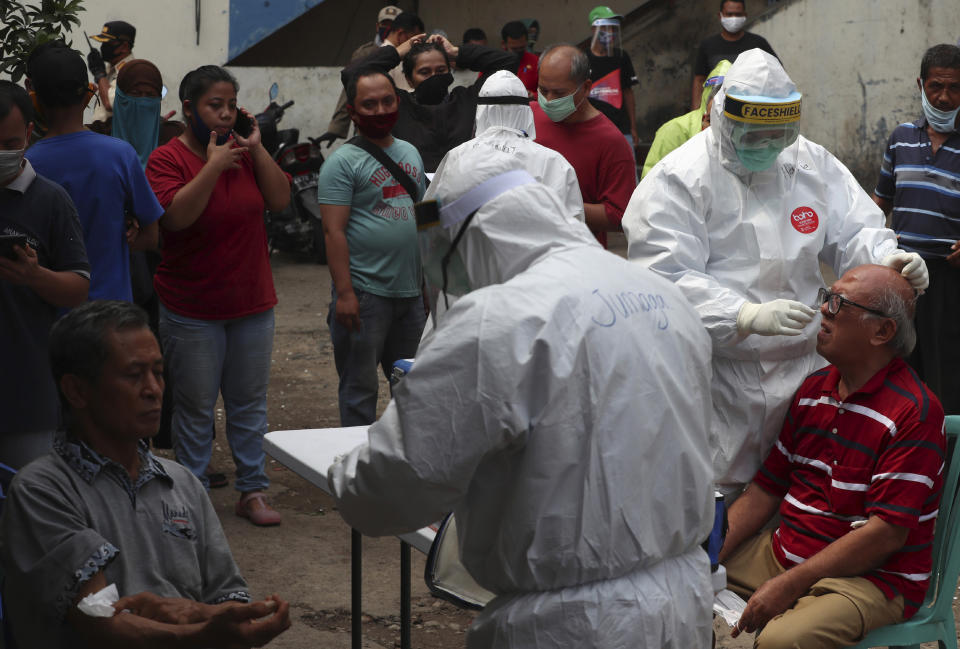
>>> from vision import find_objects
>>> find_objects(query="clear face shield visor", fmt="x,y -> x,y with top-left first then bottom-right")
590,19 -> 621,56
415,170 -> 538,324
723,91 -> 801,173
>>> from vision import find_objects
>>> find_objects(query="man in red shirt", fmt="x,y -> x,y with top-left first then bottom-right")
719,264 -> 945,649
532,44 -> 635,248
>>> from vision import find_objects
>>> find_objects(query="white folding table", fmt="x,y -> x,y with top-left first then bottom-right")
264,427 -> 436,649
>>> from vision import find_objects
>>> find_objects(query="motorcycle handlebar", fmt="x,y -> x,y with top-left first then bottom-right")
280,100 -> 295,110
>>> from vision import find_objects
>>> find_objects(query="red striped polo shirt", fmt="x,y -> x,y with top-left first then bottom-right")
753,358 -> 945,618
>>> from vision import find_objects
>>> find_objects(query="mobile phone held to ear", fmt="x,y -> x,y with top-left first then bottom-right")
0,234 -> 29,261
234,109 -> 255,138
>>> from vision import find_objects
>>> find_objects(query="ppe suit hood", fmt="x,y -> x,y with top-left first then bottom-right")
710,48 -> 800,176
427,173 -> 599,290
476,70 -> 537,138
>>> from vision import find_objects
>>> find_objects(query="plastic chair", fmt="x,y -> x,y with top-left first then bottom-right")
848,414 -> 960,649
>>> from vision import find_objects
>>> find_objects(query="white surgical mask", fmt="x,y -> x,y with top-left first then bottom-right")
0,148 -> 25,185
720,16 -> 746,33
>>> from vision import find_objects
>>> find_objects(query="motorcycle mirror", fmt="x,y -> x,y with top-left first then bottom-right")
161,85 -> 168,99
269,83 -> 279,101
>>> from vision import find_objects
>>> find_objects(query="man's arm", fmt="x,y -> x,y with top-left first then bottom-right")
67,573 -> 290,649
584,203 -> 618,232
717,482 -> 781,563
624,86 -> 638,143
321,203 -> 361,331
129,219 -> 160,252
732,515 -> 908,637
586,134 -> 636,233
97,77 -> 112,113
872,193 -> 892,215
0,244 -> 88,307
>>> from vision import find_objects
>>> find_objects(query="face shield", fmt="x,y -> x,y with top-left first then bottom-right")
590,19 -> 621,57
722,91 -> 801,172
723,92 -> 801,173
416,169 -> 537,323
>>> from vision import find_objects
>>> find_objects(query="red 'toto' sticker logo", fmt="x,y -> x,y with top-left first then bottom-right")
790,206 -> 819,234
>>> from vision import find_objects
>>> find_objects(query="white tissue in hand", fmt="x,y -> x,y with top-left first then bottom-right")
713,588 -> 748,627
77,583 -> 119,617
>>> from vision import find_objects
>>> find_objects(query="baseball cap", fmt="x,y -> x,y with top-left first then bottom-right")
29,46 -> 90,106
90,20 -> 136,43
588,6 -> 623,24
378,6 -> 402,23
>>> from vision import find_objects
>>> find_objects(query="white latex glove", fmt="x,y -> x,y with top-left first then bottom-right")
882,251 -> 929,290
736,300 -> 816,336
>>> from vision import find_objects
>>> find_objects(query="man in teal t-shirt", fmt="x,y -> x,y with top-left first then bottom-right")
318,68 -> 426,426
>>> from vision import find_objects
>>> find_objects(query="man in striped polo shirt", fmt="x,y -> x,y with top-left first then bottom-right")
720,264 -> 945,649
874,44 -> 960,415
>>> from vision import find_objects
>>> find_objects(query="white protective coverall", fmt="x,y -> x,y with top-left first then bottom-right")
623,49 -> 899,488
329,170 -> 716,648
428,70 -> 585,223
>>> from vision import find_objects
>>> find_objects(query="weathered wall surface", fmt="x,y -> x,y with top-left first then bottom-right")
617,0 -> 771,148
750,0 -> 960,188
622,0 -> 960,187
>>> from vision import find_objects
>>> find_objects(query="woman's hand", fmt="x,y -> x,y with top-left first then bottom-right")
395,33 -> 426,59
206,131 -> 247,173
427,33 -> 458,59
233,107 -> 262,150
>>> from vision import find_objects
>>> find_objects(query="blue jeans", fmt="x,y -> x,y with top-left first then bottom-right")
159,304 -> 274,492
328,286 -> 426,426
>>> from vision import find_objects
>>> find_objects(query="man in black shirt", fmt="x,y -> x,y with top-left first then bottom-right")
584,5 -> 638,150
691,0 -> 776,109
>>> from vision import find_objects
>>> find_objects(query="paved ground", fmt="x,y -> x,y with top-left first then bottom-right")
190,235 -> 950,648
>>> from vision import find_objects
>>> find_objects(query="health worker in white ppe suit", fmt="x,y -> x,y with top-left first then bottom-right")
623,49 -> 930,491
428,69 -> 584,223
329,166 -> 716,648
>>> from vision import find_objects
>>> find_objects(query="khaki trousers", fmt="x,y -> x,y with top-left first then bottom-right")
724,530 -> 905,649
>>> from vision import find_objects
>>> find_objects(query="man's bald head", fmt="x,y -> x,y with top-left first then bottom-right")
538,44 -> 590,86
838,264 -> 917,357
855,264 -> 915,316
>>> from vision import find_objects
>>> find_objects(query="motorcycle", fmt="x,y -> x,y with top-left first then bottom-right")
258,83 -> 327,264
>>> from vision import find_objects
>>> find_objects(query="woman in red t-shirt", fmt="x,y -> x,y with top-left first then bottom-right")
146,65 -> 290,526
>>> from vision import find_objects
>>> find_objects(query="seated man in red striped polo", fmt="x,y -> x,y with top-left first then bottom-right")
720,264 -> 945,649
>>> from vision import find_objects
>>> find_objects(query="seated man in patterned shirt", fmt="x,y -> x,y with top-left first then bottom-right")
720,265 -> 945,649
0,300 -> 290,648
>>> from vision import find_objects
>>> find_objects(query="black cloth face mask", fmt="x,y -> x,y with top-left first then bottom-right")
414,73 -> 454,105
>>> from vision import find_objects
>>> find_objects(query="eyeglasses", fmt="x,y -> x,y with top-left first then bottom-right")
816,288 -> 889,318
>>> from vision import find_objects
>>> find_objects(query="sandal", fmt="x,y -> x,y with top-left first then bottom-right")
236,491 -> 281,526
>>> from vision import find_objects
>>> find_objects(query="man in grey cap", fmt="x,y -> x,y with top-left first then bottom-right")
87,20 -> 137,124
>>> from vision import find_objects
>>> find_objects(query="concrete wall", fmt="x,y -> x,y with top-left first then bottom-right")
40,0 -> 343,145
750,0 -> 960,188
69,1 -> 231,124
622,0 -> 774,145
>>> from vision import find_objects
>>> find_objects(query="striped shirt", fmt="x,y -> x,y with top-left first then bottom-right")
753,358 -> 945,618
874,118 -> 960,259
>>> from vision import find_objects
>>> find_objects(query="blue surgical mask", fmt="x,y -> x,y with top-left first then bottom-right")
111,89 -> 161,169
537,85 -> 582,123
920,88 -> 960,134
735,144 -> 782,172
187,104 -> 231,146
